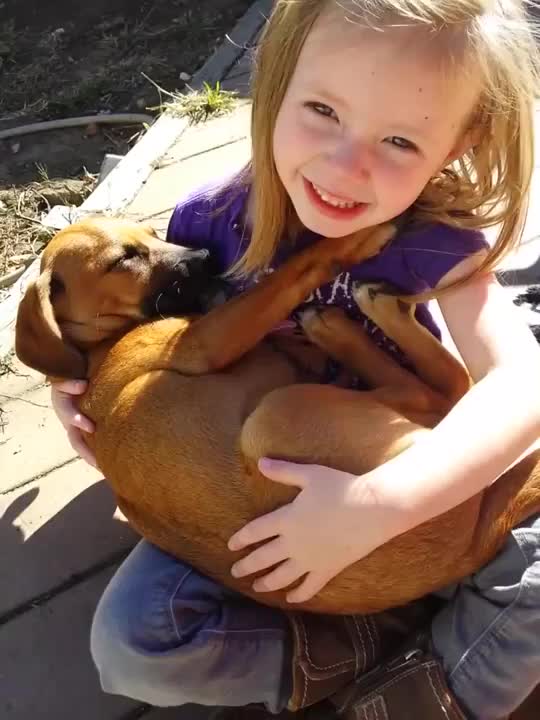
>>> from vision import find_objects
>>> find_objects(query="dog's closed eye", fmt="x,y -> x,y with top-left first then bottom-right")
107,245 -> 145,272
50,272 -> 65,298
123,245 -> 140,261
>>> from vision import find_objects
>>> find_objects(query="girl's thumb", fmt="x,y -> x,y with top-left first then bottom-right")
257,458 -> 308,488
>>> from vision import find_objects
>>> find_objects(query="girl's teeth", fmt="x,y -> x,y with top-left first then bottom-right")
311,182 -> 359,209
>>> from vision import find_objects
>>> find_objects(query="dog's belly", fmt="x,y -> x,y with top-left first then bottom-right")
78,338 -> 540,616
82,338 -> 301,495
80,340 -> 301,572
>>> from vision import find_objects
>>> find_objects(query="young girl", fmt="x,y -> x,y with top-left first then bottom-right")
53,1 -> 540,718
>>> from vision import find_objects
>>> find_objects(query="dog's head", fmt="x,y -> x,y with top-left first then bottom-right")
15,217 -> 224,378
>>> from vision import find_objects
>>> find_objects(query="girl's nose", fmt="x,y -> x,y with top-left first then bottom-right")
328,139 -> 372,183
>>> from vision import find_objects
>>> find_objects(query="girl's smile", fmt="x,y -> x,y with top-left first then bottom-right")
302,177 -> 369,220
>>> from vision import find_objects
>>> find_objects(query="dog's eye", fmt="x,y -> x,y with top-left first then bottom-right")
107,246 -> 142,272
123,245 -> 140,261
50,272 -> 65,298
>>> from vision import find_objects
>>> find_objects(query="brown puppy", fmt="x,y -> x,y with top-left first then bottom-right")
15,217 -> 540,617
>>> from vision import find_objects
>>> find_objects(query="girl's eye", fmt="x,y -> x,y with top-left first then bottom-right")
386,136 -> 417,152
305,102 -> 338,121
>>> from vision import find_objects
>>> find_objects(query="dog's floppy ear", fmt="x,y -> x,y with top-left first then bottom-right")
15,270 -> 86,379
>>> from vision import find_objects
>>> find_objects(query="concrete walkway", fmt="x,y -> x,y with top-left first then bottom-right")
1,6 -> 540,719
0,9 -> 260,720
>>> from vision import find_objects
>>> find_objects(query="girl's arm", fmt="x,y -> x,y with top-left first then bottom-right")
228,252 -> 540,603
367,253 -> 540,533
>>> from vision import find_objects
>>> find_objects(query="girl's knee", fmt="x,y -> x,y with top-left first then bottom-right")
90,576 -> 211,706
88,542 -> 205,704
431,514 -> 540,718
90,596 -> 133,697
90,577 -> 154,701
471,512 -> 540,606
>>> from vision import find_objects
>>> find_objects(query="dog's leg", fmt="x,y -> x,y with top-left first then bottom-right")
300,307 -> 450,421
354,283 -> 471,406
163,225 -> 395,375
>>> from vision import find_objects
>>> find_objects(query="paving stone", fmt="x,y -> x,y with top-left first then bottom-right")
124,133 -> 251,232
226,48 -> 255,80
0,384 -> 76,493
156,102 -> 251,169
0,353 -> 45,399
0,459 -> 137,617
0,566 -> 139,720
221,73 -> 251,96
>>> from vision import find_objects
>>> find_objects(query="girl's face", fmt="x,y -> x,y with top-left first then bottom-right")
273,7 -> 481,237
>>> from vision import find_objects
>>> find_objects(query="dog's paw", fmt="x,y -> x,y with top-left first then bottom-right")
353,282 -> 412,325
299,306 -> 347,341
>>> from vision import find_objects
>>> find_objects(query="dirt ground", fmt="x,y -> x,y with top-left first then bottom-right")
0,0 -> 253,278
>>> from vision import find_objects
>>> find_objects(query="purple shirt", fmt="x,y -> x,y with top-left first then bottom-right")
167,177 -> 487,374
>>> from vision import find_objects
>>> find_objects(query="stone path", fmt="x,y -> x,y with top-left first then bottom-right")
0,7 -> 263,719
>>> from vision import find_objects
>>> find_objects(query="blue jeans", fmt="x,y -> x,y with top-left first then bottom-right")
91,513 -> 540,719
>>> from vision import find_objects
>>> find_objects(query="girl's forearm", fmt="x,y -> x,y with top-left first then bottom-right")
362,367 -> 540,536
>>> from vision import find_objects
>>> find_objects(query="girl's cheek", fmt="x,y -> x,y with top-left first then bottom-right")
281,103 -> 338,144
375,154 -> 429,195
298,111 -> 341,145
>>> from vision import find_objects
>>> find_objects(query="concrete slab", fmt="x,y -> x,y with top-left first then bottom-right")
123,133 -> 250,231
226,49 -> 256,80
0,461 -> 137,617
0,354 -> 45,399
0,566 -> 139,720
192,0 -> 271,90
157,102 -> 251,169
0,384 -> 76,493
221,73 -> 251,95
0,7 -> 273,720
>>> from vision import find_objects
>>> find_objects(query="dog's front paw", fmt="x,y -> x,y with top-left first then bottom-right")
353,282 -> 412,326
299,306 -> 347,342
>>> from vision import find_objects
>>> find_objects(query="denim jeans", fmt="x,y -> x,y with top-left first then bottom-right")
90,513 -> 540,719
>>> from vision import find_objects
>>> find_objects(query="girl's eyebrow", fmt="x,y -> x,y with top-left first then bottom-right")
304,85 -> 349,110
389,121 -> 434,140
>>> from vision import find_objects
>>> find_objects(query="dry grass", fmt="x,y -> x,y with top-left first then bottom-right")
0,1 -> 251,123
0,175 -> 96,279
146,78 -> 238,124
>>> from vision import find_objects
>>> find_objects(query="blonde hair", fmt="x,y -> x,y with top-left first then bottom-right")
230,0 -> 539,293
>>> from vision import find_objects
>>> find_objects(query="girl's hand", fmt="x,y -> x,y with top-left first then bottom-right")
51,380 -> 97,467
228,458 -> 395,604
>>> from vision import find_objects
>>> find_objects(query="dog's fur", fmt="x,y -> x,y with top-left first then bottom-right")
15,218 -> 540,619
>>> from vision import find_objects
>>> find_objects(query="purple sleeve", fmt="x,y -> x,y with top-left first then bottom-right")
399,224 -> 489,291
166,182 -> 222,253
165,177 -> 246,274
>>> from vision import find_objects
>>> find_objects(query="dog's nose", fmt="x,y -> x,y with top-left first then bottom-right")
168,246 -> 210,267
142,246 -> 222,319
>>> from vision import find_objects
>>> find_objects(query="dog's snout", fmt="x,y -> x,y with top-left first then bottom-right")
172,247 -> 210,269
159,245 -> 210,273
142,245 -> 220,319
